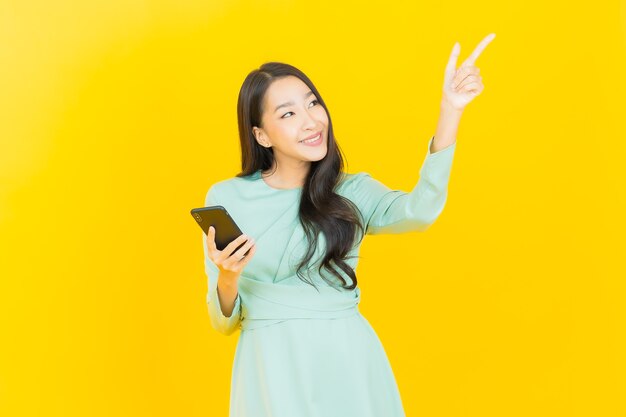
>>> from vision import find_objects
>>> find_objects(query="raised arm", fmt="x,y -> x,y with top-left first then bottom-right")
350,135 -> 456,235
354,33 -> 495,235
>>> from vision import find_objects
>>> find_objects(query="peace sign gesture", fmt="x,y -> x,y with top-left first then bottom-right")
442,33 -> 496,112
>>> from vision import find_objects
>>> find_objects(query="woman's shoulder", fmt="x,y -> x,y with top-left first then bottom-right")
337,171 -> 372,189
335,171 -> 376,198
205,171 -> 260,203
208,174 -> 252,191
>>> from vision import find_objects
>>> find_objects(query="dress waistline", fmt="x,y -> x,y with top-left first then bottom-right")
237,275 -> 361,331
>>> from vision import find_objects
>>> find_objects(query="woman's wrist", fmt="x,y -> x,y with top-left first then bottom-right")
440,97 -> 464,116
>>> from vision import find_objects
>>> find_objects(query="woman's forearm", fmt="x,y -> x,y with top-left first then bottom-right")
216,274 -> 239,317
432,99 -> 464,153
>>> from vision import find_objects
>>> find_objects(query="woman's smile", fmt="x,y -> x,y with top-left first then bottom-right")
299,131 -> 323,146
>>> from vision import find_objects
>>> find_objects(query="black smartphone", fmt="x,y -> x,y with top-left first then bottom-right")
190,205 -> 250,256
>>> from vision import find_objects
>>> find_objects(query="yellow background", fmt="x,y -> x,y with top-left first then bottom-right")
2,0 -> 625,416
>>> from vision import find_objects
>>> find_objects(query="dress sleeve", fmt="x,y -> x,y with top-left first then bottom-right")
203,185 -> 243,336
352,135 -> 457,235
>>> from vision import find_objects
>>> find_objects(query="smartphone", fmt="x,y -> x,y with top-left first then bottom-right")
190,205 -> 250,256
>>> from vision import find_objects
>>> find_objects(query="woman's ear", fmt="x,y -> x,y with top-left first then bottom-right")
253,127 -> 271,148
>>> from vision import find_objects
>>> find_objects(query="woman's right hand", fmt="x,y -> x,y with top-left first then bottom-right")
206,226 -> 257,283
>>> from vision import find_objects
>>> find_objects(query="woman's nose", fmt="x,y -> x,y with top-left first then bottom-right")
301,110 -> 318,128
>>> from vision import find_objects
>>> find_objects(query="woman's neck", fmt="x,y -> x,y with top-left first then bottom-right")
261,161 -> 310,189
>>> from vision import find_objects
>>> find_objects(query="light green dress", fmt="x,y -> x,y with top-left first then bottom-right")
202,136 -> 456,417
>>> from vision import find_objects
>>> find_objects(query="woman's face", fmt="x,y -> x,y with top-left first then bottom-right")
253,75 -> 329,169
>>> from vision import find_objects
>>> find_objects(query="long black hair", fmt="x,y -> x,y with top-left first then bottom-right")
235,62 -> 365,291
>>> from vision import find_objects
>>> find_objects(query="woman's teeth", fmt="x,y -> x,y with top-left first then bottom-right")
301,133 -> 321,143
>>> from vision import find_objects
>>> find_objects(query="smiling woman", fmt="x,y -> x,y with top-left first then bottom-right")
201,60 -> 461,417
239,63 -> 364,291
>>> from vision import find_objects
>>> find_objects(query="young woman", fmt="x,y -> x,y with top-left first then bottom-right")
202,33 -> 495,417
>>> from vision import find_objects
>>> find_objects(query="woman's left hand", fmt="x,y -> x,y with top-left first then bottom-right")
442,33 -> 496,112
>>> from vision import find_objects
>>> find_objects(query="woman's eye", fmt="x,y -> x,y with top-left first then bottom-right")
281,100 -> 319,118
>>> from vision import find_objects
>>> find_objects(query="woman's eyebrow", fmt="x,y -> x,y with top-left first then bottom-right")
274,91 -> 315,113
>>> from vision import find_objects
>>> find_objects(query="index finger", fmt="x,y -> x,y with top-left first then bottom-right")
461,33 -> 496,67
223,233 -> 250,255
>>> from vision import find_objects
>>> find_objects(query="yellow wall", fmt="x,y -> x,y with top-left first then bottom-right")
1,1 -> 625,415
